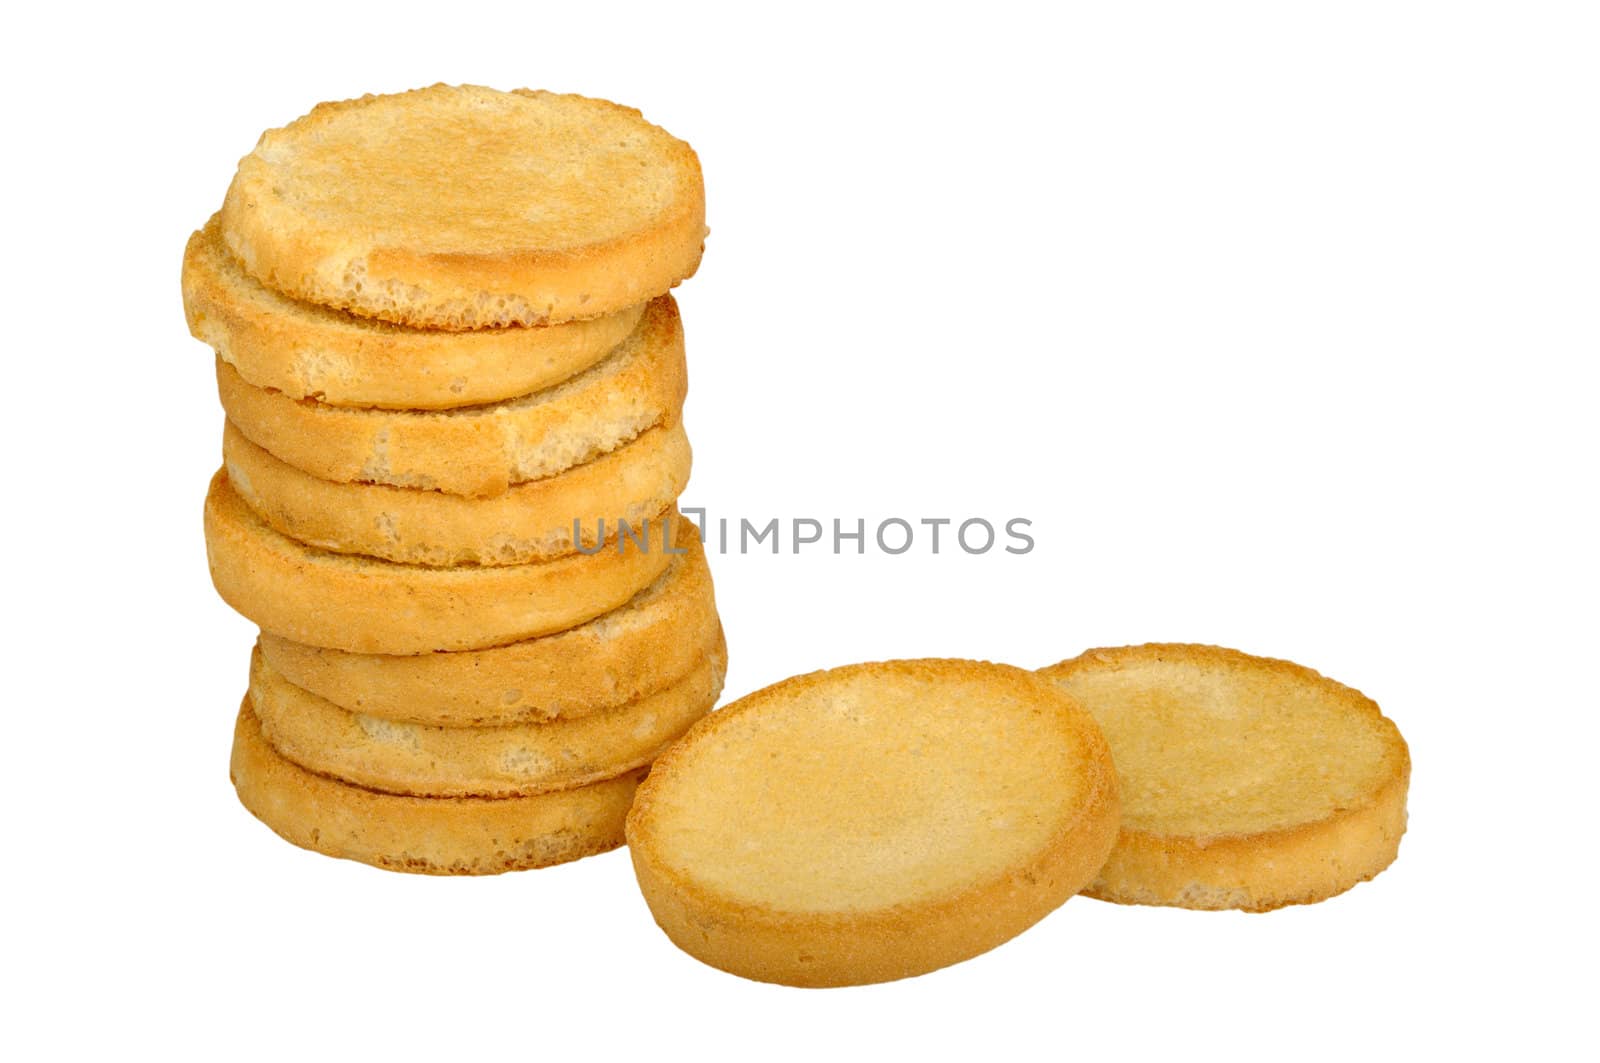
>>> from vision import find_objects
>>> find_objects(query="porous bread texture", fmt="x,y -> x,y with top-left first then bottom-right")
626,659 -> 1120,987
1039,643 -> 1410,912
183,218 -> 644,409
230,701 -> 641,875
216,296 -> 686,498
220,84 -> 707,328
250,635 -> 724,798
224,419 -> 691,566
257,525 -> 719,725
204,469 -> 677,654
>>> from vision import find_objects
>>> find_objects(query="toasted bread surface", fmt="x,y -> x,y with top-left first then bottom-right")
216,296 -> 685,498
249,634 -> 723,798
1039,644 -> 1409,911
257,528 -> 719,725
183,218 -> 642,408
229,701 -> 640,874
220,85 -> 706,328
203,470 -> 676,653
626,659 -> 1120,987
223,419 -> 690,566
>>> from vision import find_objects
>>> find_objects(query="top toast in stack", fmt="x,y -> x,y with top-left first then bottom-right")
220,84 -> 707,329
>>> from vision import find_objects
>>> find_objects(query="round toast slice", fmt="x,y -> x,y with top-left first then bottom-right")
183,218 -> 644,409
626,660 -> 1120,987
220,85 -> 707,328
1039,644 -> 1409,911
203,470 -> 675,654
216,296 -> 686,498
248,634 -> 724,798
224,418 -> 691,566
230,701 -> 641,874
257,532 -> 720,726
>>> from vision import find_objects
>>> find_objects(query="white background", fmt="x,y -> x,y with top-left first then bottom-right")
6,1 -> 1595,1058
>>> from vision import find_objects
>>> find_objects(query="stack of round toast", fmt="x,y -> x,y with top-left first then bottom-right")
185,85 -> 723,874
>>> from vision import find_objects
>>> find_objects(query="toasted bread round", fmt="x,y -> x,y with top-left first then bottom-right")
183,218 -> 644,409
216,296 -> 686,499
223,419 -> 691,566
626,660 -> 1120,987
1039,644 -> 1409,911
230,702 -> 640,874
204,470 -> 675,653
220,85 -> 707,328
256,532 -> 719,726
249,633 -> 723,798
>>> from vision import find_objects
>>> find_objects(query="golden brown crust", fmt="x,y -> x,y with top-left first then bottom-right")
215,296 -> 686,498
1039,643 -> 1410,911
183,218 -> 643,409
224,419 -> 691,566
625,659 -> 1120,987
203,469 -> 676,653
1086,769 -> 1409,911
256,529 -> 720,725
229,701 -> 641,874
248,635 -> 723,798
220,85 -> 706,328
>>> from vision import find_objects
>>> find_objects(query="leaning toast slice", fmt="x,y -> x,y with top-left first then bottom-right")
626,659 -> 1120,987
